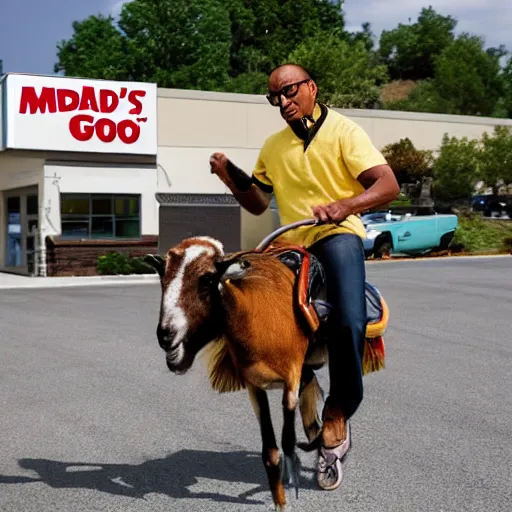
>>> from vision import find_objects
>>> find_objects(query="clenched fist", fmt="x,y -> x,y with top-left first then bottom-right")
209,152 -> 230,185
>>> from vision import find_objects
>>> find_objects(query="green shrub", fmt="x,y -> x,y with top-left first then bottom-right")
389,193 -> 412,207
503,237 -> 512,253
129,256 -> 157,274
97,252 -> 157,275
452,213 -> 512,253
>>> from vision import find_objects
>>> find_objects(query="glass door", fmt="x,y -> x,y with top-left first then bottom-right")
26,194 -> 39,275
6,196 -> 22,268
4,187 -> 39,275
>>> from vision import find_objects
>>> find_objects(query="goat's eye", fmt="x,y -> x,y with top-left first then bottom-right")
198,272 -> 215,289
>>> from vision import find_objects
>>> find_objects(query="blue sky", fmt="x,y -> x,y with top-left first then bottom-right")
1,0 -> 511,76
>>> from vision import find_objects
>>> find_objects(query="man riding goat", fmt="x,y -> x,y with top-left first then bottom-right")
209,63 -> 399,492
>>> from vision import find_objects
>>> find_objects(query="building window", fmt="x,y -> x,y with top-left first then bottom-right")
60,194 -> 141,239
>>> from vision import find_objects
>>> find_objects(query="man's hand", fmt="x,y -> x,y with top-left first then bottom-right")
312,165 -> 400,224
209,152 -> 231,186
312,199 -> 354,224
209,152 -> 271,215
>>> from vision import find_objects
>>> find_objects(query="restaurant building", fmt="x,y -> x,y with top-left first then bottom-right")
1,72 -> 511,277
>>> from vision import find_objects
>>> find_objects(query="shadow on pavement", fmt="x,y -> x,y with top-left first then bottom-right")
0,449 -> 317,506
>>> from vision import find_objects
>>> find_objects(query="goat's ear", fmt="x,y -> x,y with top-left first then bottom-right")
214,256 -> 250,277
214,256 -> 239,275
143,254 -> 165,277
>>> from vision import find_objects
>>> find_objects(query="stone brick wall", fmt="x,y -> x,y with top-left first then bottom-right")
45,236 -> 158,277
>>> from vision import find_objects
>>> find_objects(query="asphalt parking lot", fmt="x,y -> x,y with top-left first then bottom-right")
1,256 -> 511,512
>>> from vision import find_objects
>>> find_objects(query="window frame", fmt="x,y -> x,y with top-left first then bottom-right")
60,193 -> 142,240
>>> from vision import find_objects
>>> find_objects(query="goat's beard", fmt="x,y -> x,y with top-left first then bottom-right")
165,345 -> 194,375
165,320 -> 220,375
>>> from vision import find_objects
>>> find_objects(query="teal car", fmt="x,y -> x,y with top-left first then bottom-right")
362,211 -> 458,259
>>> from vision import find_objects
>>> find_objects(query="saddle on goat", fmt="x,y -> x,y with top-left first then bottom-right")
262,244 -> 389,375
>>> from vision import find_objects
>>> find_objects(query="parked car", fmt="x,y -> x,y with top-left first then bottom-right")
361,211 -> 458,259
471,194 -> 512,218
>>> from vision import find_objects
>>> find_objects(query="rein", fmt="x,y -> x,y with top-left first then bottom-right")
255,218 -> 320,251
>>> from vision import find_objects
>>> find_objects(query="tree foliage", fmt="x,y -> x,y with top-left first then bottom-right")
225,0 -> 344,78
502,57 -> 512,118
287,31 -> 388,109
378,7 -> 457,81
432,134 -> 480,201
478,126 -> 512,193
381,138 -> 434,186
55,15 -> 134,80
432,34 -> 504,116
56,1 -> 232,91
54,3 -> 511,120
55,0 -> 346,94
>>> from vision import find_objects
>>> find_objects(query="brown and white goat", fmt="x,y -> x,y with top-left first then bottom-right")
145,235 -> 329,510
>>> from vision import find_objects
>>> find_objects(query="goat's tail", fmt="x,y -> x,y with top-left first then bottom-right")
203,336 -> 246,393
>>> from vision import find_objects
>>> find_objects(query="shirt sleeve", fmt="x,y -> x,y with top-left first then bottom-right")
251,146 -> 274,193
341,121 -> 388,180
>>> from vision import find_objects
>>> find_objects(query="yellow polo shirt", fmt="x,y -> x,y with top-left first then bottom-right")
252,103 -> 388,248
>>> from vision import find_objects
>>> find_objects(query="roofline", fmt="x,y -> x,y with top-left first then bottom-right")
157,87 -> 512,127
1,72 -> 511,127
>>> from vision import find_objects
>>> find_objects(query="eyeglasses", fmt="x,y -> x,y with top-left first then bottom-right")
266,79 -> 311,107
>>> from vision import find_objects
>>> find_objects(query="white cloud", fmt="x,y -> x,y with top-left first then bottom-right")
343,0 -> 512,51
109,0 -> 129,19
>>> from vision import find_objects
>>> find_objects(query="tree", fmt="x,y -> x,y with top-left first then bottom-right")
432,33 -> 504,116
432,134 -> 480,201
55,15 -> 134,81
383,34 -> 506,117
479,126 -> 512,193
381,137 -> 434,186
381,79 -> 447,113
54,0 -> 346,93
346,22 -> 376,53
502,56 -> 512,118
120,0 -> 232,90
378,6 -> 457,81
222,0 -> 345,91
55,0 -> 232,90
287,31 -> 388,109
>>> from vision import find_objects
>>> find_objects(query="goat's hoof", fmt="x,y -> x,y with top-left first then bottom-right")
281,452 -> 301,499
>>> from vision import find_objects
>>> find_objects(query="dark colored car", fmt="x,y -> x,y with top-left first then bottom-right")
471,194 -> 512,218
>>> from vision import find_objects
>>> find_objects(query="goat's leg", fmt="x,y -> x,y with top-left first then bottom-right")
298,366 -> 324,447
247,384 -> 286,511
281,382 -> 301,499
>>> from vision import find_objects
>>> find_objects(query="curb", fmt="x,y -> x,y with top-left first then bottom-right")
0,273 -> 160,290
366,253 -> 511,264
1,254 -> 510,289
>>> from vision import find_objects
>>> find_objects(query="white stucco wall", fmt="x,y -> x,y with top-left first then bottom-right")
43,163 -> 158,237
156,88 -> 512,158
156,147 -> 261,194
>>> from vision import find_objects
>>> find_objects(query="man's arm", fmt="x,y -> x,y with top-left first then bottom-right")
210,153 -> 271,215
353,163 -> 400,212
312,164 -> 400,223
312,119 -> 400,223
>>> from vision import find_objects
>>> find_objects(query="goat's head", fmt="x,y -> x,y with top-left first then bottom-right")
144,237 -> 250,374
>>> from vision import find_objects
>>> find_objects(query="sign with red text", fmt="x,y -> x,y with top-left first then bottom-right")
3,73 -> 157,155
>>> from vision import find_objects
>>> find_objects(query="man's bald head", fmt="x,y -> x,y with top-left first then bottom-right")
266,63 -> 318,124
269,64 -> 311,84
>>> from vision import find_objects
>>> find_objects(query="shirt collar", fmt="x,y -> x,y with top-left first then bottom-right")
290,103 -> 327,142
